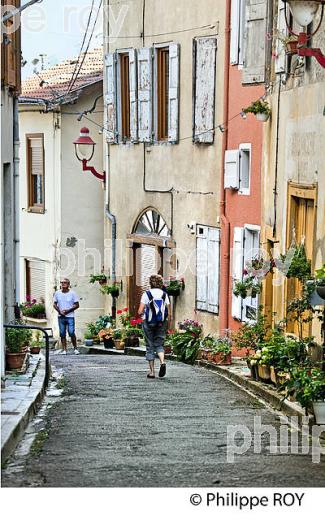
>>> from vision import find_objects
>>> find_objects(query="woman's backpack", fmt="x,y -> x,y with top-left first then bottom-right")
144,290 -> 168,325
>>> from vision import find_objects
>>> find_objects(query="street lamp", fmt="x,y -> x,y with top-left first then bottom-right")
73,127 -> 105,182
283,0 -> 325,67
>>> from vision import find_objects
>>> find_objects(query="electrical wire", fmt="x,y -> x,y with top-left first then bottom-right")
104,22 -> 218,40
66,0 -> 95,95
67,0 -> 103,95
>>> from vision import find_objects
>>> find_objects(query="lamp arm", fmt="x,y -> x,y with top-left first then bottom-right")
298,46 -> 325,67
82,159 -> 105,181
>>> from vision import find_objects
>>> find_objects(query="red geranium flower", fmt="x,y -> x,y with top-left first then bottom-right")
123,308 -> 128,312
130,319 -> 137,326
136,319 -> 142,324
117,310 -> 122,315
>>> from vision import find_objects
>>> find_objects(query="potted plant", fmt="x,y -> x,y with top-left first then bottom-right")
315,264 -> 325,300
113,329 -> 124,350
285,367 -> 325,423
124,328 -> 140,349
89,273 -> 108,286
277,244 -> 311,281
29,330 -> 42,354
20,297 -> 46,319
243,99 -> 271,122
84,332 -> 94,346
100,283 -> 120,298
233,277 -> 262,299
98,329 -> 115,349
165,278 -> 185,297
200,335 -> 232,365
5,327 -> 32,370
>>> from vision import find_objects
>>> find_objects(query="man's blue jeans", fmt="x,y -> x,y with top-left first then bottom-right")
58,316 -> 75,338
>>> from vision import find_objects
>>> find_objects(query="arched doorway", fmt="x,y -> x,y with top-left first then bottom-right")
127,209 -> 174,316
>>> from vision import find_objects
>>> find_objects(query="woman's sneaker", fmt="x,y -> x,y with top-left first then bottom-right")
73,349 -> 80,355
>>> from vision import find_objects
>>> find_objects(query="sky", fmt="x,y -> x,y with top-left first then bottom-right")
21,0 -> 103,79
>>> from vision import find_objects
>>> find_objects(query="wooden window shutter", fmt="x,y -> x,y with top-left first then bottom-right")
275,0 -> 287,74
230,0 -> 241,64
137,48 -> 153,143
224,149 -> 240,189
207,228 -> 220,314
105,53 -> 118,143
168,43 -> 180,143
232,227 -> 244,320
196,226 -> 208,311
242,0 -> 267,84
129,49 -> 138,143
193,37 -> 217,144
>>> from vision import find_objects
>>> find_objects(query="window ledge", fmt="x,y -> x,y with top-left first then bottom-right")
27,208 -> 45,214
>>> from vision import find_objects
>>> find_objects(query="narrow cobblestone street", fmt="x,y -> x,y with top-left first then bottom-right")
2,354 -> 325,487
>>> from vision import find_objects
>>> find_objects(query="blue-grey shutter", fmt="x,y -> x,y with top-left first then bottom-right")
105,53 -> 118,143
129,49 -> 138,143
193,37 -> 217,144
242,0 -> 267,84
168,43 -> 180,143
196,226 -> 208,310
207,228 -> 220,313
137,48 -> 153,143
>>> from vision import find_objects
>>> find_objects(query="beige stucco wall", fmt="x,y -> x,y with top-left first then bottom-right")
262,79 -> 325,343
104,0 -> 225,332
19,83 -> 105,339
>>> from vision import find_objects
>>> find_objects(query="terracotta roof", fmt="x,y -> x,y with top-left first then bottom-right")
21,47 -> 103,103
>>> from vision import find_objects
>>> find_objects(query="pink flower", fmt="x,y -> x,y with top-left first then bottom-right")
26,295 -> 31,302
32,299 -> 37,304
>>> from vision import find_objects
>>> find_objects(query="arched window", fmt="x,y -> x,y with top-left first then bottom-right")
134,209 -> 170,237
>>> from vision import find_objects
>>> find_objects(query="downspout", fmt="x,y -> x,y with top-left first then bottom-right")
272,75 -> 282,239
105,0 -> 117,320
13,97 -> 20,307
219,0 -> 231,335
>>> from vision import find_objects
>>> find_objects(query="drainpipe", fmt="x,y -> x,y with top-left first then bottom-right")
219,0 -> 231,335
105,0 -> 117,320
13,97 -> 20,306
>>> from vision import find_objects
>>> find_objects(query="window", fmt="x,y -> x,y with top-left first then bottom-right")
105,44 -> 179,144
26,259 -> 45,301
119,53 -> 130,140
232,225 -> 260,322
156,47 -> 169,141
193,37 -> 217,144
230,0 -> 246,66
196,226 -> 220,314
224,143 -> 251,193
26,134 -> 45,212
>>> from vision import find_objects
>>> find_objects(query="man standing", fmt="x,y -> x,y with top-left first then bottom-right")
53,278 -> 80,355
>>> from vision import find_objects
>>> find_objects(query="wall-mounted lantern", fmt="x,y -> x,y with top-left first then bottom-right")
283,0 -> 325,67
73,127 -> 105,181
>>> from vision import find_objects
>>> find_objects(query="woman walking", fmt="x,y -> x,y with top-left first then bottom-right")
138,274 -> 170,379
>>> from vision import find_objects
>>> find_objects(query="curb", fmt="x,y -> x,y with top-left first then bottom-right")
1,356 -> 47,464
196,359 -> 309,421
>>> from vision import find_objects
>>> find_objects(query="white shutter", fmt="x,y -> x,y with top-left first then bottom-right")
243,227 -> 260,320
275,1 -> 287,74
230,0 -> 241,64
168,43 -> 180,143
224,150 -> 240,189
137,48 -> 153,143
242,0 -> 267,84
232,227 -> 244,320
105,53 -> 118,143
193,37 -> 217,144
207,228 -> 220,314
129,49 -> 138,143
196,226 -> 208,311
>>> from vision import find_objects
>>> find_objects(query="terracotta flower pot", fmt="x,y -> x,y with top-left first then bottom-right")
213,352 -> 232,365
6,352 -> 27,370
125,336 -> 140,349
285,40 -> 298,55
30,346 -> 41,355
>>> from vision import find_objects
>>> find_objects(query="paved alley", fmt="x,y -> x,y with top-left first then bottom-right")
2,354 -> 325,487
